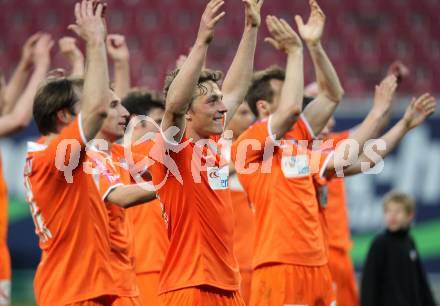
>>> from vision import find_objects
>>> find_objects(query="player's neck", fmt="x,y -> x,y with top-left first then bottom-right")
185,127 -> 213,143
258,114 -> 269,121
95,131 -> 114,153
45,133 -> 59,145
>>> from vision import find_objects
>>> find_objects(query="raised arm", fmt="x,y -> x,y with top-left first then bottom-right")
162,0 -> 225,142
0,34 -> 53,136
350,61 -> 411,138
106,183 -> 156,208
68,0 -> 110,140
107,34 -> 131,98
59,37 -> 85,78
265,16 -> 304,139
343,94 -> 436,176
297,0 -> 344,135
1,33 -> 41,115
223,0 -> 263,126
324,75 -> 398,176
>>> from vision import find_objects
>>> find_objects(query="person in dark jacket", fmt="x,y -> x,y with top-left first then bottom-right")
361,191 -> 437,306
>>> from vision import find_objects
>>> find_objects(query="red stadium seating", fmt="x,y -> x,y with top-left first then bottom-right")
0,0 -> 437,96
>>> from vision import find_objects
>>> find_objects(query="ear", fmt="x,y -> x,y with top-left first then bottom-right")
408,211 -> 415,223
56,108 -> 75,126
256,100 -> 271,117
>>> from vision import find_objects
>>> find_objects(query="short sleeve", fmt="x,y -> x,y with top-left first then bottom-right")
93,156 -> 124,202
35,114 -> 89,178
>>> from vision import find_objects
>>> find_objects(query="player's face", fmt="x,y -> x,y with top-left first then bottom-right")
384,201 -> 414,232
101,92 -> 130,142
132,107 -> 164,141
146,107 -> 164,132
187,81 -> 227,138
228,103 -> 255,138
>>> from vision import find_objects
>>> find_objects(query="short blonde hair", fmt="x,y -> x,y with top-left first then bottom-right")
383,191 -> 416,214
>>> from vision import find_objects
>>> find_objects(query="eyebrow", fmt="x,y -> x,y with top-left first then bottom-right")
209,94 -> 223,100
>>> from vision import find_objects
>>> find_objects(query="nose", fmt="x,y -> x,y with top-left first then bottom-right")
218,100 -> 227,114
120,104 -> 130,119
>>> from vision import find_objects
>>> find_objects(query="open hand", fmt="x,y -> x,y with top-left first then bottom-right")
32,33 -> 54,69
373,74 -> 398,114
59,37 -> 84,62
243,0 -> 264,28
387,60 -> 410,84
196,0 -> 225,45
68,0 -> 107,46
106,34 -> 130,62
265,15 -> 302,53
295,0 -> 326,47
21,33 -> 42,68
403,94 -> 436,129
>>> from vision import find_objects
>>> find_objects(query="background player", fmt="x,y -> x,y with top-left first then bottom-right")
122,90 -> 169,306
23,1 -> 121,305
86,91 -> 158,306
232,1 -> 345,303
0,32 -> 53,306
304,61 -> 410,306
227,102 -> 256,305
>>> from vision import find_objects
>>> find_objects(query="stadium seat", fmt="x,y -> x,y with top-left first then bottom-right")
0,0 -> 437,95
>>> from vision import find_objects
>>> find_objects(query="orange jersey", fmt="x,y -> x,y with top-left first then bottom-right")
229,174 -> 254,272
128,141 -> 169,274
86,144 -> 140,297
23,115 -> 115,306
0,157 -> 11,306
148,133 -> 240,294
325,131 -> 352,251
0,157 -> 9,263
0,158 -> 8,242
232,115 -> 333,268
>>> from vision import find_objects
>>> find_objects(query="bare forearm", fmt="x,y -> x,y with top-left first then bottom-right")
223,26 -> 258,118
344,120 -> 408,176
16,64 -> 48,119
80,41 -> 110,139
3,60 -> 31,114
271,49 -> 304,139
82,41 -> 109,113
113,59 -> 130,99
166,42 -> 208,115
307,42 -> 344,102
70,57 -> 85,78
108,183 -> 156,208
282,50 -> 304,113
0,64 -> 48,136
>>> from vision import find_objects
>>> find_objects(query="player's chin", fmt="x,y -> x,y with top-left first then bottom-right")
116,127 -> 126,138
210,121 -> 224,135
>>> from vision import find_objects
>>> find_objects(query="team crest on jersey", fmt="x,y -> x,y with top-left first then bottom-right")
281,155 -> 310,178
207,166 -> 229,190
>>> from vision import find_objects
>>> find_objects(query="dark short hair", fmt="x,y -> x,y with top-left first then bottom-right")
303,96 -> 315,109
246,66 -> 286,117
383,191 -> 416,214
122,89 -> 165,116
33,77 -> 84,135
163,68 -> 223,103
